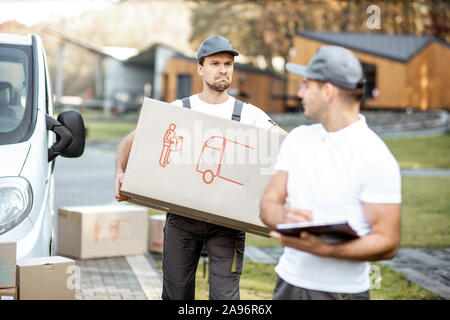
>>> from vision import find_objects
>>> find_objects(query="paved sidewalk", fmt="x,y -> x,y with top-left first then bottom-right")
401,168 -> 450,177
380,248 -> 450,300
75,253 -> 162,300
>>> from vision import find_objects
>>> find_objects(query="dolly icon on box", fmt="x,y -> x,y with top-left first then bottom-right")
196,136 -> 254,186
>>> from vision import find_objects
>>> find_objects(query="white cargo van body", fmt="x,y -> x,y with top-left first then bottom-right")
0,33 -> 85,259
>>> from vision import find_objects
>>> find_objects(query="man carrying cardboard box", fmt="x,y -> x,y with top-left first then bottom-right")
115,35 -> 285,300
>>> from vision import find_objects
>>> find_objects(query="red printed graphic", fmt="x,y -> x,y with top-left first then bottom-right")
94,219 -> 123,243
196,136 -> 254,186
159,123 -> 183,167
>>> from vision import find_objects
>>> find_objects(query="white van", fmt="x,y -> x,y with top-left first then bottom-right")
0,33 -> 85,259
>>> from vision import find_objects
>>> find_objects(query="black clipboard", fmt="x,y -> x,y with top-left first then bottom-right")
276,220 -> 359,241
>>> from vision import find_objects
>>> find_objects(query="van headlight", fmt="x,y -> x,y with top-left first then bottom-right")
0,177 -> 33,235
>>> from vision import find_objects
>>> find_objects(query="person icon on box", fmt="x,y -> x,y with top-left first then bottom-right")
159,123 -> 183,167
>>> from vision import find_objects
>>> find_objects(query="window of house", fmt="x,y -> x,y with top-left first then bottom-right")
361,61 -> 377,101
176,74 -> 191,99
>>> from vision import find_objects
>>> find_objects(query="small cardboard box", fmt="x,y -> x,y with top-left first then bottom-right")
16,256 -> 76,300
57,205 -> 148,259
0,242 -> 16,289
0,287 -> 17,300
121,98 -> 286,237
148,214 -> 166,253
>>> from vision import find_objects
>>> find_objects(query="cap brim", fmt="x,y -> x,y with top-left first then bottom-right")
199,50 -> 239,59
285,62 -> 309,78
227,50 -> 239,56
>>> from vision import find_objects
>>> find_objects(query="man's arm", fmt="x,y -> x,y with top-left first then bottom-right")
114,130 -> 135,202
260,171 -> 288,229
260,170 -> 312,229
271,202 -> 401,261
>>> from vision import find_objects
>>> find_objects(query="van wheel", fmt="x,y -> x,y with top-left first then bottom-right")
202,170 -> 214,184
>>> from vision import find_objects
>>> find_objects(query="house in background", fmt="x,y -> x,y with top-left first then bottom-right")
287,30 -> 450,111
47,29 -> 285,114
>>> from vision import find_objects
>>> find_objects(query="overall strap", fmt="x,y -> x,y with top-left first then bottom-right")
232,99 -> 243,122
181,97 -> 191,109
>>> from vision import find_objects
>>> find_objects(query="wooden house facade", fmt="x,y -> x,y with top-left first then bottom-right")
287,31 -> 450,110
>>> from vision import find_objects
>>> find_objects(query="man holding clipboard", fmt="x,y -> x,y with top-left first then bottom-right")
259,46 -> 402,300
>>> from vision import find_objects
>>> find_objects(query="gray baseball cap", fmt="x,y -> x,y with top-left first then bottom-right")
197,35 -> 239,60
286,46 -> 365,90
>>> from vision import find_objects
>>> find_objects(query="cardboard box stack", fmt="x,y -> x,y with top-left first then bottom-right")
1,243 -> 76,300
16,256 -> 76,300
57,204 -> 148,259
121,98 -> 286,237
148,214 -> 166,253
0,242 -> 16,301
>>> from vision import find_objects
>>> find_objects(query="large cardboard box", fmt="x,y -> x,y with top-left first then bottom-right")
0,242 -> 16,289
16,256 -> 76,300
0,287 -> 17,300
148,214 -> 166,253
120,98 -> 286,237
57,205 -> 148,259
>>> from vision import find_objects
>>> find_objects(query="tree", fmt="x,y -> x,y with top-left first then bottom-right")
189,0 -> 450,71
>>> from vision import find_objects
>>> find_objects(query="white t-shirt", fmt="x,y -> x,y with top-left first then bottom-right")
171,94 -> 275,130
274,114 -> 401,293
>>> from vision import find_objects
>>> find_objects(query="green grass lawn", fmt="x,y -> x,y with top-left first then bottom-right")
400,177 -> 450,248
384,133 -> 450,169
194,261 -> 277,300
85,121 -> 137,142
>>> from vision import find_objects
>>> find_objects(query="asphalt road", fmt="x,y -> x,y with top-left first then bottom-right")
54,145 -> 117,210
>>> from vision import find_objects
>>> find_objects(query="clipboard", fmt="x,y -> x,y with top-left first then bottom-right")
276,220 -> 359,241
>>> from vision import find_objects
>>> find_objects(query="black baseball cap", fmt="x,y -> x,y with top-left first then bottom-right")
286,46 -> 365,90
197,35 -> 239,60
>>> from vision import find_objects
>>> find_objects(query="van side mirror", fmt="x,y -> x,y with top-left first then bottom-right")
46,110 -> 85,162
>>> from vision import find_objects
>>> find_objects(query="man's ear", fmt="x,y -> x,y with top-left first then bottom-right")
197,63 -> 203,77
323,83 -> 336,103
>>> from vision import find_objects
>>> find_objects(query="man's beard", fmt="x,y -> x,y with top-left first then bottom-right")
206,78 -> 231,92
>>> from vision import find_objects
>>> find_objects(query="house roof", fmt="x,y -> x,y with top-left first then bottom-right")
296,30 -> 449,63
45,27 -> 283,78
45,27 -> 138,61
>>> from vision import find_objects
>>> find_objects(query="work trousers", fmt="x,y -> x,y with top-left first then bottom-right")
273,276 -> 370,300
162,213 -> 245,300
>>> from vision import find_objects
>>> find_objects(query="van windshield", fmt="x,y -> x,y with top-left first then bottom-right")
0,44 -> 33,145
